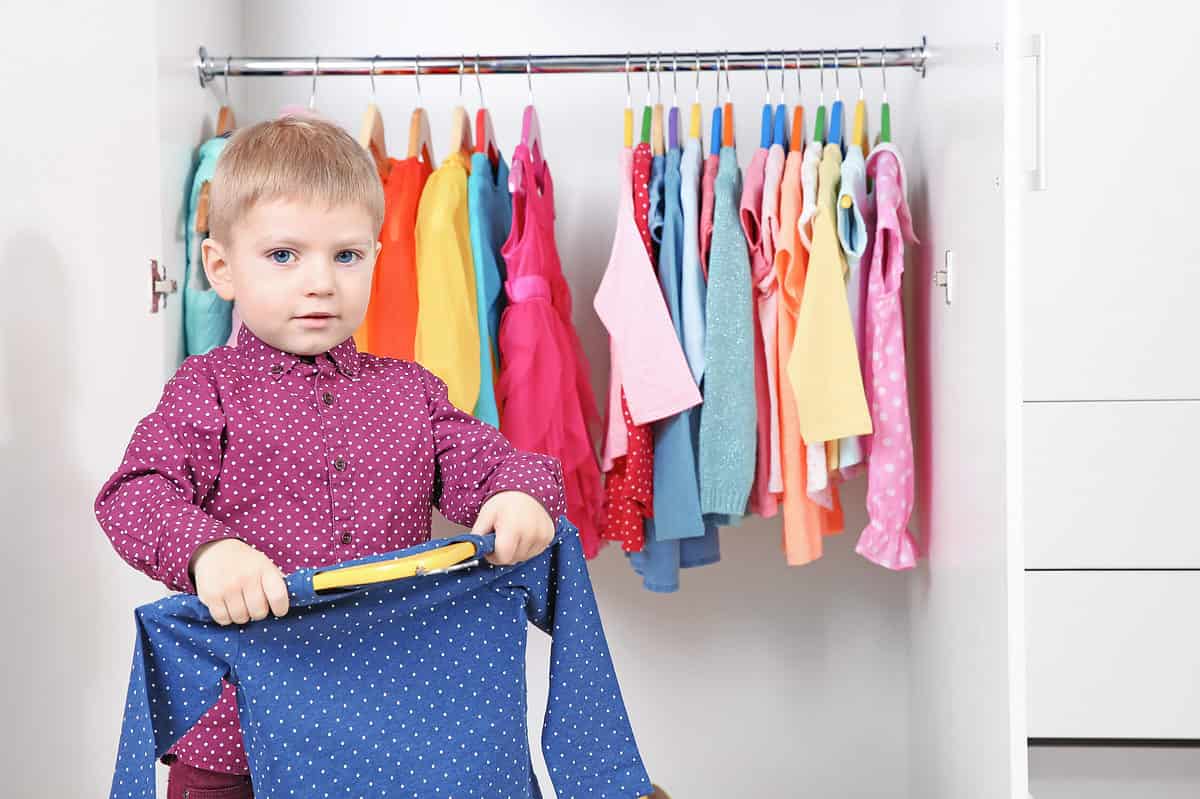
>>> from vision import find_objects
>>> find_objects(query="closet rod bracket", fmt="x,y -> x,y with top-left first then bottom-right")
150,259 -> 178,314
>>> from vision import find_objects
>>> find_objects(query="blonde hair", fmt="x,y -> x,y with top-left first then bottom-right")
208,115 -> 385,242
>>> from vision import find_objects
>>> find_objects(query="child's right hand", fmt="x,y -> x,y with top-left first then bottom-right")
189,538 -> 290,626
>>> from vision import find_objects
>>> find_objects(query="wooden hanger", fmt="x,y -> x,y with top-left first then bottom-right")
448,105 -> 473,160
406,56 -> 435,165
216,106 -> 236,137
358,58 -> 389,177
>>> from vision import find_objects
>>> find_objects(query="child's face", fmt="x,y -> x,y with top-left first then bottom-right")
202,197 -> 380,355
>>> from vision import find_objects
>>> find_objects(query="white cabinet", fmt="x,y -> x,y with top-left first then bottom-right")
1024,401 -> 1200,569
1027,572 -> 1200,739
1021,0 -> 1200,402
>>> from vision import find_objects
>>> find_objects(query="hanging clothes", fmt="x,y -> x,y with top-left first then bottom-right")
699,149 -> 719,277
467,151 -> 512,427
788,143 -> 872,450
738,144 -> 779,520
183,135 -> 233,357
357,155 -> 433,361
759,139 -> 787,497
630,126 -> 721,592
698,144 -> 756,523
857,142 -> 920,570
776,144 -> 845,565
498,136 -> 606,557
350,153 -> 395,355
414,150 -> 480,413
835,142 -> 871,476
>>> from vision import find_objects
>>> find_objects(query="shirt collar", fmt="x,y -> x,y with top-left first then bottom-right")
234,324 -> 361,381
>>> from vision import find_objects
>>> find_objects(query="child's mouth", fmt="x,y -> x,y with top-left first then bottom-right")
295,313 -> 337,328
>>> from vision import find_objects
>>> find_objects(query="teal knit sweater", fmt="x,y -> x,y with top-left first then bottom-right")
698,146 -> 757,521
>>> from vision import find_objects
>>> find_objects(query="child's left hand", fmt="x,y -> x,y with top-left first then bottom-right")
472,491 -> 556,565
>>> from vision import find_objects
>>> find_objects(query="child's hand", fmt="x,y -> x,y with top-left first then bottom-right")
472,491 -> 555,566
189,538 -> 290,625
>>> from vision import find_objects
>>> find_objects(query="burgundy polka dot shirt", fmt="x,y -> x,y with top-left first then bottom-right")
94,324 -> 567,774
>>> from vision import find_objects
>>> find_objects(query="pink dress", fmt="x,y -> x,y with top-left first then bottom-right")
856,143 -> 920,570
759,142 -> 787,496
738,146 -> 779,519
699,153 -> 720,278
498,135 -> 605,556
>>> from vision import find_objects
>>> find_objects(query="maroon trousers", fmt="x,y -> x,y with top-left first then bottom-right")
165,759 -> 253,799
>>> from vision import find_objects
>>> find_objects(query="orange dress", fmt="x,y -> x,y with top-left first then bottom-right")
355,155 -> 433,360
776,144 -> 843,565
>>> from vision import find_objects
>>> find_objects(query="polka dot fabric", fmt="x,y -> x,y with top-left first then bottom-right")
857,144 -> 920,571
108,520 -> 654,798
95,325 -> 567,774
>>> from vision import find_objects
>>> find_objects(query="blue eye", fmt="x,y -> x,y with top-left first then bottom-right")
335,250 -> 360,265
269,250 -> 294,264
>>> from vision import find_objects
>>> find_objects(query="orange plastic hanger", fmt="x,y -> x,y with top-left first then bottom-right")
790,51 -> 805,154
721,54 -> 735,147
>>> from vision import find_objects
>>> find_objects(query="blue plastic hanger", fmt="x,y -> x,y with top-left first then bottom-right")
710,55 -> 723,155
772,52 -> 788,148
827,51 -> 844,148
758,53 -> 772,148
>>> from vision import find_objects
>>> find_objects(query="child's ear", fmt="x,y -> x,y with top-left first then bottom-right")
201,237 -> 236,301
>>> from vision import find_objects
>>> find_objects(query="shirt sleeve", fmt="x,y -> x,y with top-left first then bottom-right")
417,362 -> 568,525
501,520 -> 654,799
94,357 -> 241,594
108,596 -> 239,799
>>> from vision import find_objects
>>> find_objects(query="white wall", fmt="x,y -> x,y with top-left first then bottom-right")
0,2 -> 243,796
237,1 -> 924,797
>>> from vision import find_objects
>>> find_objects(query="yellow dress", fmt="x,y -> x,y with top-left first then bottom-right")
414,150 -> 481,412
787,143 -> 873,444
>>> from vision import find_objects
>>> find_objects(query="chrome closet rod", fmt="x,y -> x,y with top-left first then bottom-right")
196,38 -> 929,87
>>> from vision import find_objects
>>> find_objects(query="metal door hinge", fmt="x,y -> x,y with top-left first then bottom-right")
151,259 -> 178,313
934,250 -> 954,305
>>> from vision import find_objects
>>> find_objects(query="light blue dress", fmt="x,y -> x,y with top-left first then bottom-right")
467,152 -> 512,427
183,136 -> 233,357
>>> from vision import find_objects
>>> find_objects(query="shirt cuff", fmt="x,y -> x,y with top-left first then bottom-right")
481,452 -> 568,521
160,508 -> 242,594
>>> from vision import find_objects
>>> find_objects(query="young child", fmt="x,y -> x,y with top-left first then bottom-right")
94,116 -> 566,798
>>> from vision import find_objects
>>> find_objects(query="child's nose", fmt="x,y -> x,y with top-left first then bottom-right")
302,261 -> 337,295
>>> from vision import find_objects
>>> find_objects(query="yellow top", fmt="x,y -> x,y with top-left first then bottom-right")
413,150 -> 481,412
787,143 -> 873,444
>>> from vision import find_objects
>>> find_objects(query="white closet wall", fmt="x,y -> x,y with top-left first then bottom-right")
241,2 -> 923,797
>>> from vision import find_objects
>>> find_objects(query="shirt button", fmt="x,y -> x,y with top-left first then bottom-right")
341,532 -> 353,545
333,456 -> 346,471
322,391 -> 335,406
270,364 -> 283,375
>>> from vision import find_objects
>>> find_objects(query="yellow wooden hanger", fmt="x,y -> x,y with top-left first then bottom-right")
850,47 -> 870,159
651,55 -> 665,156
358,56 -> 389,178
689,54 -> 703,142
406,55 -> 435,165
623,54 -> 634,148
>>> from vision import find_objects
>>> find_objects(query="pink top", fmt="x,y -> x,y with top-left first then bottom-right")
498,140 -> 606,556
856,143 -> 920,570
760,143 -> 787,496
738,147 -> 779,519
94,326 -> 566,774
699,153 -> 720,278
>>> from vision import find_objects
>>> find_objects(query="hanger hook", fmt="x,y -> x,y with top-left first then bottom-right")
723,51 -> 731,102
795,50 -> 802,99
459,55 -> 466,100
713,53 -> 720,106
369,55 -> 378,103
413,54 -> 423,104
223,56 -> 231,100
475,54 -> 485,106
880,46 -> 888,101
694,52 -> 701,103
656,53 -> 663,104
763,52 -> 770,104
834,50 -> 841,98
818,50 -> 825,101
309,55 -> 319,110
779,51 -> 786,101
625,52 -> 632,109
526,54 -> 534,105
645,55 -> 652,105
857,47 -> 865,99
672,52 -> 678,106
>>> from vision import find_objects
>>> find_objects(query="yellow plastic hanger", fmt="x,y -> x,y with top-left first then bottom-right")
313,540 -> 481,592
651,55 -> 665,156
689,54 -> 703,142
850,47 -> 869,159
623,55 -> 635,147
358,56 -> 389,178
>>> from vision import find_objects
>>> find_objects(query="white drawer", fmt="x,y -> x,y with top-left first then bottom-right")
1024,401 -> 1200,569
1026,571 -> 1200,739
